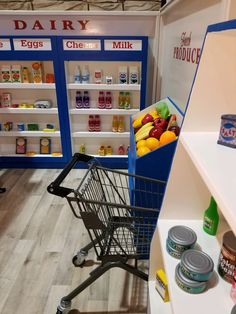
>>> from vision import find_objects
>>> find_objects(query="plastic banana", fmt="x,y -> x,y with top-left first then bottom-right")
135,121 -> 153,138
132,113 -> 146,129
135,125 -> 154,142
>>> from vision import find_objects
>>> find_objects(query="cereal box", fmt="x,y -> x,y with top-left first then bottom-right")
1,65 -> 11,82
11,64 -> 22,83
32,62 -> 43,83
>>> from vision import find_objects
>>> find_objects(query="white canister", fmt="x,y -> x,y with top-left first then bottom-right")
129,66 -> 139,84
118,66 -> 128,84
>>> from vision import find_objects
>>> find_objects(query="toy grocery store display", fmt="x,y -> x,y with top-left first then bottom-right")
132,101 -> 180,157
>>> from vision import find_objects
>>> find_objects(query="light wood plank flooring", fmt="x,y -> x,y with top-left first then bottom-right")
0,168 -> 148,314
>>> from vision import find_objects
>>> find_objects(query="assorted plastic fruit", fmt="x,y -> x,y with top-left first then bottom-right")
132,102 -> 180,156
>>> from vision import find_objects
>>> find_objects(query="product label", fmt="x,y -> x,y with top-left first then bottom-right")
13,38 -> 52,50
220,122 -> 236,142
104,40 -> 142,51
0,39 -> 11,50
63,39 -> 101,50
203,216 -> 213,231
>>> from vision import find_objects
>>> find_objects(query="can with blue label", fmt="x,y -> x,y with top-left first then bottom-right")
217,114 -> 236,148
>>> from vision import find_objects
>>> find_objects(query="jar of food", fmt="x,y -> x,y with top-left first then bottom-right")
218,230 -> 236,283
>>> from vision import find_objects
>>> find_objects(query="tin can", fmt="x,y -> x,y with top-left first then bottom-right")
175,264 -> 207,294
218,231 -> 236,283
167,225 -> 197,253
217,114 -> 236,148
180,249 -> 214,282
166,240 -> 182,259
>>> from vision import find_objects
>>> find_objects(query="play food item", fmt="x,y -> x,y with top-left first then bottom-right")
180,249 -> 214,282
156,101 -> 170,119
137,146 -> 150,157
22,67 -> 30,83
11,65 -> 22,83
136,139 -> 147,149
135,122 -> 154,142
32,62 -> 43,83
167,225 -> 197,254
218,230 -> 236,283
203,196 -> 219,236
159,130 -> 177,146
142,113 -> 154,125
1,65 -> 11,82
16,138 -> 27,154
112,115 -> 118,132
175,264 -> 208,294
132,113 -> 146,128
166,240 -> 182,259
154,117 -> 168,130
149,126 -> 164,140
40,138 -> 51,154
155,269 -> 169,302
145,137 -> 159,150
217,114 -> 236,148
118,116 -> 125,133
46,73 -> 55,83
231,270 -> 236,303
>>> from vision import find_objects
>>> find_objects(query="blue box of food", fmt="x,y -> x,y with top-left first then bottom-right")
217,114 -> 236,148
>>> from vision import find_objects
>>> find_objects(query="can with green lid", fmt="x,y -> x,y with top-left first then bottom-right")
218,231 -> 236,283
175,264 -> 207,294
180,249 -> 214,282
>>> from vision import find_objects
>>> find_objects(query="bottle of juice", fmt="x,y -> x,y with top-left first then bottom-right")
112,115 -> 118,132
203,196 -> 219,235
83,91 -> 90,108
75,91 -> 83,109
118,145 -> 125,155
79,143 -> 85,154
88,115 -> 95,132
118,116 -> 125,133
98,91 -> 105,109
94,115 -> 101,132
124,92 -> 131,109
118,92 -> 125,109
105,91 -> 112,109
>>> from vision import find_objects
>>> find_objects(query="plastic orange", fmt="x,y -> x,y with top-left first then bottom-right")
145,137 -> 160,150
137,146 -> 151,157
136,139 -> 146,149
159,130 -> 177,146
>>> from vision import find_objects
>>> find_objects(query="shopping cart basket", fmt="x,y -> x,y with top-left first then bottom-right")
47,153 -> 166,314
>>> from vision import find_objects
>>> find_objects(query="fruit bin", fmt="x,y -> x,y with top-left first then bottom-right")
129,97 -> 184,209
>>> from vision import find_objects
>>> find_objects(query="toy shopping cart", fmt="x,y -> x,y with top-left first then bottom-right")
48,153 -> 166,314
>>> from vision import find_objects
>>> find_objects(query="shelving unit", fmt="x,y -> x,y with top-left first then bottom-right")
67,83 -> 140,91
148,20 -> 236,314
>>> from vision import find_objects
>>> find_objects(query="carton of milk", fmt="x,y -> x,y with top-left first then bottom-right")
118,66 -> 128,84
129,66 -> 139,84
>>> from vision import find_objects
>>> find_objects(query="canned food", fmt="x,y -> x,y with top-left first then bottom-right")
180,249 -> 214,282
175,264 -> 207,294
167,225 -> 197,252
218,230 -> 236,283
217,114 -> 236,148
166,240 -> 182,259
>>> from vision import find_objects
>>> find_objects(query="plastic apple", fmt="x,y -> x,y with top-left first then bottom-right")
169,125 -> 180,136
149,126 -> 164,139
154,118 -> 168,130
142,113 -> 154,125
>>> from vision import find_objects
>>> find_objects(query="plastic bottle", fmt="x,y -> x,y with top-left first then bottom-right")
124,92 -> 131,109
98,91 -> 105,109
118,145 -> 125,155
74,65 -> 81,83
112,115 -> 118,132
81,65 -> 90,84
88,115 -> 95,132
94,115 -> 101,132
79,143 -> 85,154
203,196 -> 219,235
118,116 -> 125,133
83,91 -> 90,108
105,91 -> 112,109
118,92 -> 125,109
75,91 -> 83,109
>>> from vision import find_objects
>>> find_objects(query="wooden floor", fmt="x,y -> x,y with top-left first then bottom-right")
0,168 -> 148,314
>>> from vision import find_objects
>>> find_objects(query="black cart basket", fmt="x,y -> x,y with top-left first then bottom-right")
48,153 -> 166,314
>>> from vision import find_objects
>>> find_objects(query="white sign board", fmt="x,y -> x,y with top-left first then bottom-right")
63,39 -> 101,50
104,40 -> 142,51
0,38 -> 11,50
158,0 -> 229,112
13,38 -> 52,50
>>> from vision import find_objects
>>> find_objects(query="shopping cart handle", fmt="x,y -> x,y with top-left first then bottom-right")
47,153 -> 94,197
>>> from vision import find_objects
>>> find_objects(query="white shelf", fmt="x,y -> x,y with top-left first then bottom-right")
72,131 -> 130,138
157,219 -> 233,314
148,281 -> 172,314
67,83 -> 140,91
0,108 -> 58,114
70,108 -> 139,115
0,131 -> 60,137
0,83 -> 55,89
181,132 -> 236,234
0,153 -> 62,157
93,154 -> 128,158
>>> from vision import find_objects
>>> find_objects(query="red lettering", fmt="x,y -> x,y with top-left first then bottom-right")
196,48 -> 201,64
32,20 -> 44,30
14,20 -> 27,30
113,42 -> 121,49
78,20 -> 89,31
63,20 -> 74,30
50,20 -> 56,30
20,40 -> 28,47
0,42 -> 3,48
182,47 -> 186,60
191,48 -> 196,63
186,48 -> 191,62
127,42 -> 133,49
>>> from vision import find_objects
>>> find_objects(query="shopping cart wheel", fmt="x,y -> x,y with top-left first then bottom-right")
72,250 -> 88,267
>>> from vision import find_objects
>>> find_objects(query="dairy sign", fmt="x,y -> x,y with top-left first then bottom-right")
173,32 -> 201,64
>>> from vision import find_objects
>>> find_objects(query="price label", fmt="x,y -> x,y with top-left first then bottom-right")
13,38 -> 52,50
63,39 -> 101,50
0,39 -> 11,50
104,40 -> 142,51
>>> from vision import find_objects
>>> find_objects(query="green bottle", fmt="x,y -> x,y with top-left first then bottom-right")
203,196 -> 219,235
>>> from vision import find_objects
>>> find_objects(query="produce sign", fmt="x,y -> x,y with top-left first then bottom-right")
132,101 -> 180,157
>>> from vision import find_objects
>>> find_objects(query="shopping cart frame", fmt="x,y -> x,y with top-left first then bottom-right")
48,153 -> 166,314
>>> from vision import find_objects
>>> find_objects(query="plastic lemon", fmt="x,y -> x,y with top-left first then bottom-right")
137,146 -> 151,157
145,137 -> 160,150
159,130 -> 177,146
136,139 -> 146,149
